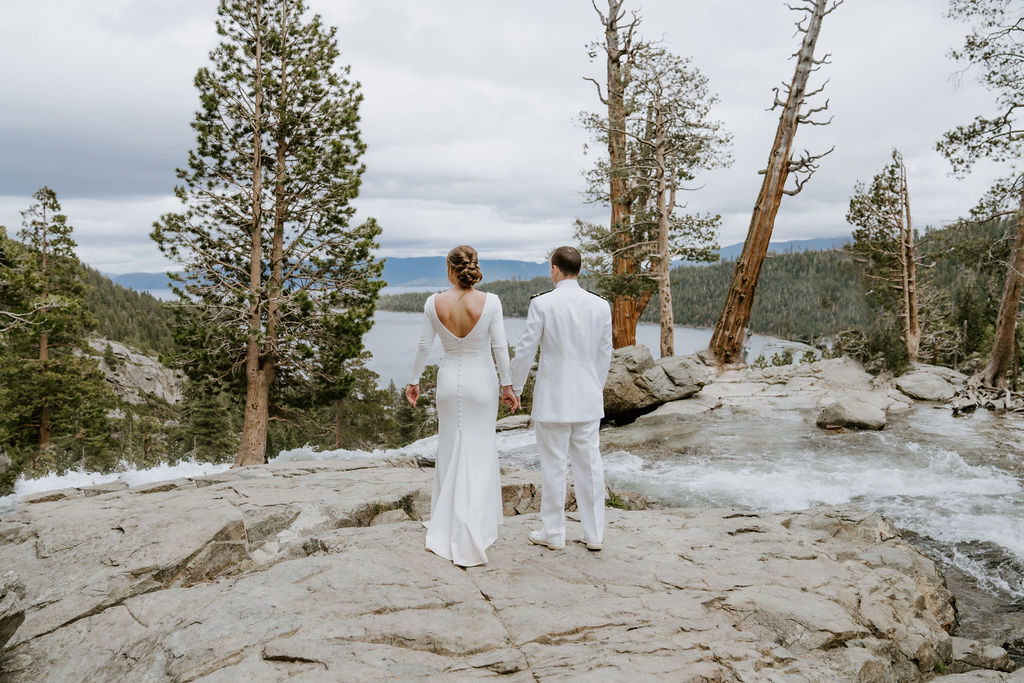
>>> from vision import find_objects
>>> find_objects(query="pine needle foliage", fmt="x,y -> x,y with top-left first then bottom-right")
152,0 -> 383,464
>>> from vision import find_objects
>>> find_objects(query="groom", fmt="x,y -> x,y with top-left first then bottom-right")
510,246 -> 613,551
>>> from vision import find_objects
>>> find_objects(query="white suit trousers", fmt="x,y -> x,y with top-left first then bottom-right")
533,420 -> 605,545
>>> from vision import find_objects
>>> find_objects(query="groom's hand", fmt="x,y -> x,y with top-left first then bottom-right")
500,385 -> 520,413
406,384 -> 420,407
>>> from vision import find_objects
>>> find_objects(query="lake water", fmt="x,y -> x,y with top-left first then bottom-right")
363,310 -> 791,386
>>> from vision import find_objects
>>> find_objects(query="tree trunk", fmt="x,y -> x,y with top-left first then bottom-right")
655,109 -> 674,358
237,360 -> 270,466
709,0 -> 829,363
901,160 -> 920,363
38,203 -> 50,447
236,4 -> 267,467
600,0 -> 640,348
977,187 -> 1024,388
39,331 -> 50,446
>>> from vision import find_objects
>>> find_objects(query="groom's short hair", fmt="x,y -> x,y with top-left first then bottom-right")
551,246 -> 581,276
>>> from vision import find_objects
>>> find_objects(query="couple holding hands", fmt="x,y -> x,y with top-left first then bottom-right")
407,245 -> 612,567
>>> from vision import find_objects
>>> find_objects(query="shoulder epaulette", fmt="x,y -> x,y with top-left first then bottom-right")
530,289 -> 553,300
584,288 -> 607,300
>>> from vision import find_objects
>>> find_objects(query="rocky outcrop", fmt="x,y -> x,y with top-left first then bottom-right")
88,338 -> 184,405
0,456 -> 999,681
0,572 -> 25,651
603,345 -> 709,415
950,637 -> 1016,674
817,398 -> 887,430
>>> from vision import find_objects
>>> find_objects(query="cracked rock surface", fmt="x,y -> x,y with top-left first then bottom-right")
0,456 -> 979,681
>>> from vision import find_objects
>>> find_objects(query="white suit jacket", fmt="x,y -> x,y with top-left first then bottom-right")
510,279 -> 613,423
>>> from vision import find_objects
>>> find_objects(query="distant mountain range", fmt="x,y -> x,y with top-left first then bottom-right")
717,236 -> 849,261
106,237 -> 852,290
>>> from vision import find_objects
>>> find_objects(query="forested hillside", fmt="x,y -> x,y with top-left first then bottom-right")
378,249 -> 870,342
80,266 -> 177,357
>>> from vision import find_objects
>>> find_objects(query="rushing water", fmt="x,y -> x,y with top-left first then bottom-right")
5,406 -> 1018,614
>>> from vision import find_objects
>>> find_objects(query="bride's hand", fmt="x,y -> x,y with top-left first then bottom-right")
500,385 -> 520,413
406,384 -> 420,407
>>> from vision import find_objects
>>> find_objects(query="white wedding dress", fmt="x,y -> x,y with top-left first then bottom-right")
409,292 -> 512,567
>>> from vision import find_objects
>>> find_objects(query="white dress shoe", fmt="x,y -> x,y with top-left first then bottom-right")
580,539 -> 602,551
529,530 -> 565,550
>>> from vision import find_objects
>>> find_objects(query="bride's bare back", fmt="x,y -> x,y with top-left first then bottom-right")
433,288 -> 488,339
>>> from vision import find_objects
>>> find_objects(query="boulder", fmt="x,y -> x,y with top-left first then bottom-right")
817,398 -> 886,430
611,344 -> 654,374
604,346 -> 707,415
950,637 -> 1015,674
0,571 -> 26,650
896,371 -> 957,402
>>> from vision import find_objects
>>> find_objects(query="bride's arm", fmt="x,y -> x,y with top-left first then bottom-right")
408,296 -> 437,387
489,296 -> 513,386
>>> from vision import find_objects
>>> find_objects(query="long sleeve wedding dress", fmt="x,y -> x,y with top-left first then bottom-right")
409,292 -> 512,567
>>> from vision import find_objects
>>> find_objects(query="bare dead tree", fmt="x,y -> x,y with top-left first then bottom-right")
709,0 -> 841,363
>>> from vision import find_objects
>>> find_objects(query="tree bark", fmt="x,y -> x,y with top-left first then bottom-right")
709,0 -> 829,363
900,159 -> 920,362
655,107 -> 674,358
236,3 -> 268,467
598,0 -> 644,348
978,187 -> 1024,388
38,203 -> 50,447
38,332 -> 50,447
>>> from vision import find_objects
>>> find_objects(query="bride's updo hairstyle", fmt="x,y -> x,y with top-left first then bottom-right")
447,245 -> 483,289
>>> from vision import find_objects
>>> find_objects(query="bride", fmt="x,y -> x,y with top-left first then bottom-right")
406,245 -> 520,567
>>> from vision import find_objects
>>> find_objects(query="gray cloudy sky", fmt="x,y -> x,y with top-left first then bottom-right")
0,0 -> 1005,273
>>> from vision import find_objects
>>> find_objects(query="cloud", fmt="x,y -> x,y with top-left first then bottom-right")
0,0 -> 1009,273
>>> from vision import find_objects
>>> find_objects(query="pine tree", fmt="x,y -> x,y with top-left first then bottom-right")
939,0 -> 1024,387
578,44 -> 730,357
152,0 -> 383,465
176,379 -> 239,463
846,150 -> 922,362
0,189 -> 117,476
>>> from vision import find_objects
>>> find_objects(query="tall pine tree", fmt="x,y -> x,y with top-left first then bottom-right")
152,0 -> 383,466
0,188 -> 116,479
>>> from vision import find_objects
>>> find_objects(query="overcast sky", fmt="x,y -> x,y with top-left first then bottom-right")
0,0 -> 1005,273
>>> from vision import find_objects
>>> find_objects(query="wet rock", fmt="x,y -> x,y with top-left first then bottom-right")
816,397 -> 887,430
630,396 -> 719,426
897,371 -> 957,402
